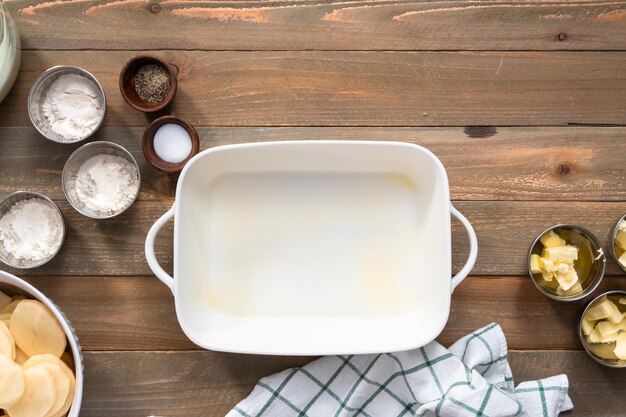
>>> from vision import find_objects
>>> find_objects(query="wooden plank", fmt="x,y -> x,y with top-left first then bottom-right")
78,350 -> 625,416
7,1 -> 626,51
3,200 -> 626,276
16,275 -> 626,351
2,126 -> 626,202
2,51 -> 626,127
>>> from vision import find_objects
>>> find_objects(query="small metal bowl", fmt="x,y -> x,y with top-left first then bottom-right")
610,213 -> 626,273
0,191 -> 65,269
27,65 -> 106,144
119,54 -> 177,113
0,270 -> 84,415
579,290 -> 626,368
142,115 -> 200,174
528,224 -> 606,301
62,141 -> 141,219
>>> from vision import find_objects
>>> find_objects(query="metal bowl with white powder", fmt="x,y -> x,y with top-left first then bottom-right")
62,141 -> 141,219
28,66 -> 106,144
0,191 -> 65,269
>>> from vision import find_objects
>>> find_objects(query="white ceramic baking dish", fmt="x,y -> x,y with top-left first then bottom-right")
146,141 -> 477,355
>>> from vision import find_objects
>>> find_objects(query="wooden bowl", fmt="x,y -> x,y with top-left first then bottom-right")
119,54 -> 177,112
142,115 -> 200,173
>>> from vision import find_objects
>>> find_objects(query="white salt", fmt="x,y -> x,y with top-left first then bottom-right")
153,123 -> 192,164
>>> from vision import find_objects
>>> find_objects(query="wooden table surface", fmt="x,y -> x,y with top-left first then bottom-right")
1,1 -> 626,416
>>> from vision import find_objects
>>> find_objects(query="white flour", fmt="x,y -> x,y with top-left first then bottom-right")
75,154 -> 140,215
42,73 -> 103,142
0,199 -> 64,262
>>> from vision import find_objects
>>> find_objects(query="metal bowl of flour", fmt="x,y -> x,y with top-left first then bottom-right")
0,191 -> 65,269
62,141 -> 141,219
27,65 -> 106,144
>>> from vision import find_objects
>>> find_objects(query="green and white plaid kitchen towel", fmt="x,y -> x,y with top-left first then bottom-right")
226,323 -> 572,417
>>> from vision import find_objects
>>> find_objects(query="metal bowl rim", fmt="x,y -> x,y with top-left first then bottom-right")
527,223 -> 606,302
0,191 -> 65,269
62,141 -> 141,219
578,289 -> 626,368
27,65 -> 107,144
609,213 -> 626,274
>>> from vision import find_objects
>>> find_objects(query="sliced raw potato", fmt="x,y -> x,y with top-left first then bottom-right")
0,353 -> 25,408
555,268 -> 578,292
14,346 -> 29,365
0,290 -> 11,310
540,230 -> 566,248
36,363 -> 70,417
529,254 -> 542,274
581,317 -> 596,336
5,366 -> 56,417
0,321 -> 15,360
10,300 -> 67,358
2,299 -> 22,314
23,354 -> 75,417
614,332 -> 626,360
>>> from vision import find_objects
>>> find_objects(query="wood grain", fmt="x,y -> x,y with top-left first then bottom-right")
3,200 -> 626,276
17,275 -> 626,352
3,51 -> 626,127
79,350 -> 626,416
7,1 -> 626,51
2,126 -> 626,202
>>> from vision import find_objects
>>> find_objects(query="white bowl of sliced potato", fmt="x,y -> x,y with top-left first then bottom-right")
0,270 -> 82,417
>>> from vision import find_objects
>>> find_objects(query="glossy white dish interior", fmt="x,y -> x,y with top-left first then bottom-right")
146,141 -> 477,355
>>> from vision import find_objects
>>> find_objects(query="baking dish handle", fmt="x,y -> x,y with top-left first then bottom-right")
145,207 -> 175,294
450,205 -> 478,293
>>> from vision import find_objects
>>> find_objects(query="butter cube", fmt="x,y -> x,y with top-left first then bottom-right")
614,332 -> 626,360
540,230 -> 566,248
557,282 -> 582,296
541,269 -> 553,282
585,296 -> 619,321
596,320 -> 623,338
615,229 -> 626,251
543,245 -> 578,263
530,254 -> 542,274
619,297 -> 626,305
581,317 -> 596,336
587,328 -> 602,344
607,308 -> 624,325
619,252 -> 626,269
555,268 -> 578,292
540,257 -> 557,272
600,331 -> 619,343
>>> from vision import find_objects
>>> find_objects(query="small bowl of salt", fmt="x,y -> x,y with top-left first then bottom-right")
142,115 -> 200,174
0,191 -> 65,269
28,65 -> 106,144
62,141 -> 141,219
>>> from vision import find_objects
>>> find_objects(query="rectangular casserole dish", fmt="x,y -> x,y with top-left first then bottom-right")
146,141 -> 477,355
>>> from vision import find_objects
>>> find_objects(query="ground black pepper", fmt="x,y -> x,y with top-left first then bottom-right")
133,64 -> 171,103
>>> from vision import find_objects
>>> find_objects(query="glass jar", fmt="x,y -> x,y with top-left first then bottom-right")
0,1 -> 21,103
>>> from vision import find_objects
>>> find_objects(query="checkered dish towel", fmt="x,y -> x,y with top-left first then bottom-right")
227,323 -> 573,417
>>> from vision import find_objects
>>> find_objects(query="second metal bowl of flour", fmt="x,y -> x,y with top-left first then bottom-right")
62,141 -> 141,219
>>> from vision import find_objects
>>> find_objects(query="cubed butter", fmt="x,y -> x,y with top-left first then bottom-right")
543,245 -> 578,263
585,296 -> 618,321
540,257 -> 558,272
596,320 -> 623,338
619,252 -> 626,269
614,332 -> 626,360
540,269 -> 553,282
581,317 -> 596,336
557,282 -> 583,296
555,268 -> 578,292
530,254 -> 542,274
540,230 -> 566,248
619,297 -> 626,305
587,328 -> 602,344
615,229 -> 626,251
